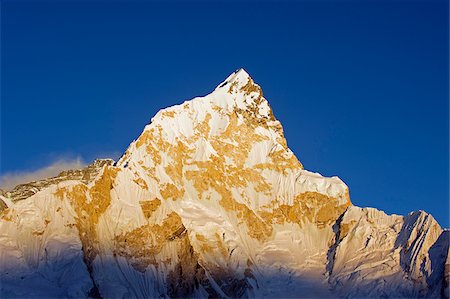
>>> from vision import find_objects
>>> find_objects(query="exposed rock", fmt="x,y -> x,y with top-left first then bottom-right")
4,159 -> 114,202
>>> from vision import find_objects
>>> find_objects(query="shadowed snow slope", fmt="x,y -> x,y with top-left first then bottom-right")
0,69 -> 448,298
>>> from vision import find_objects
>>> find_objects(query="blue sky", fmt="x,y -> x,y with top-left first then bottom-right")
1,0 -> 448,226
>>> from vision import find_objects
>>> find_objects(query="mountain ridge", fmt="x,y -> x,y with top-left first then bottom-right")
0,69 -> 448,298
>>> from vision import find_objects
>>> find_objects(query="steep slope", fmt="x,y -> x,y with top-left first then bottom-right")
328,207 -> 448,297
0,69 -> 447,298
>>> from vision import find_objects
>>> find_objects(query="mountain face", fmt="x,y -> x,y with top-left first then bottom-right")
0,69 -> 448,298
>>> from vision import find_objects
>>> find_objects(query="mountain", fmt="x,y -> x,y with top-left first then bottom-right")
0,69 -> 448,298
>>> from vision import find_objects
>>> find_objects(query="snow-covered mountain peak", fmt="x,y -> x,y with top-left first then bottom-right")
0,70 -> 447,298
216,68 -> 252,89
116,70 -> 351,218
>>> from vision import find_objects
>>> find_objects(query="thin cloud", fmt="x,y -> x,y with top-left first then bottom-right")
95,151 -> 122,161
0,157 -> 87,191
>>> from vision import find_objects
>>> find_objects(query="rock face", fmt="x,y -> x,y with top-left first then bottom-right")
0,159 -> 114,203
0,69 -> 448,298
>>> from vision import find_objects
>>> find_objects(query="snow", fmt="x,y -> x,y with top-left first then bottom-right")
0,69 -> 447,298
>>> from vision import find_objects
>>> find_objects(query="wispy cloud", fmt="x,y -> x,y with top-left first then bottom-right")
96,151 -> 122,161
0,157 -> 87,190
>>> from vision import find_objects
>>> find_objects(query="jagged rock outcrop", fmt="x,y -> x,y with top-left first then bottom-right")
2,159 -> 114,202
0,69 -> 447,298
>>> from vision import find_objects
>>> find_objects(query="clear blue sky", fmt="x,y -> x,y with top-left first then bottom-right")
1,0 -> 448,226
